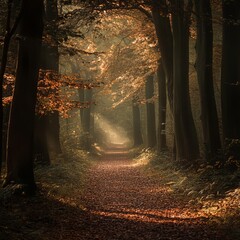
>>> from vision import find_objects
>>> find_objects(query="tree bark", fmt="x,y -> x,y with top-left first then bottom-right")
82,89 -> 92,133
157,60 -> 167,152
132,98 -> 143,146
44,0 -> 62,154
78,88 -> 85,126
151,0 -> 173,110
0,0 -> 22,175
46,0 -> 58,20
3,0 -> 44,192
34,116 -> 50,165
82,89 -> 93,149
145,75 -> 157,148
194,0 -> 221,162
221,0 -> 240,161
171,0 -> 199,161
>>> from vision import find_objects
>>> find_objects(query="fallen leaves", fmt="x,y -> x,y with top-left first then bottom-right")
1,148 -> 239,239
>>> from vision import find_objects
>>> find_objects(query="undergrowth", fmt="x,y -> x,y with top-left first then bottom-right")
134,148 -> 240,239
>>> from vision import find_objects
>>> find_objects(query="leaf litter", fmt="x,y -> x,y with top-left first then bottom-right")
0,148 -> 239,239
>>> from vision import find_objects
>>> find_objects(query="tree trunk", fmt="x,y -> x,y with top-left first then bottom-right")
132,98 -> 143,146
78,88 -> 85,126
82,89 -> 92,133
46,0 -> 58,20
82,89 -> 93,149
151,0 -> 173,110
145,75 -> 157,148
171,0 -> 199,161
194,0 -> 221,162
34,116 -> 50,165
3,0 -> 44,192
44,0 -> 62,154
221,0 -> 240,161
157,60 -> 167,152
0,0 -> 22,175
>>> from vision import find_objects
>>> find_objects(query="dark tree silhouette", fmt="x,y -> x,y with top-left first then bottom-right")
171,0 -> 199,161
221,0 -> 240,161
132,97 -> 143,147
145,75 -> 157,148
0,0 -> 22,176
194,0 -> 221,162
3,0 -> 44,193
151,0 -> 173,109
44,0 -> 62,154
157,59 -> 167,152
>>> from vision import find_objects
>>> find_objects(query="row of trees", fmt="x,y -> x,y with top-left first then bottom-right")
88,0 -> 239,164
0,0 -> 102,192
0,0 -> 239,193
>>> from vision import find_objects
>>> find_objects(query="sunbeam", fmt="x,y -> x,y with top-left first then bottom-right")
94,114 -> 131,147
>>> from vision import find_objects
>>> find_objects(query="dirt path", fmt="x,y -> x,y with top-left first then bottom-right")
1,148 -> 227,240
74,148 -> 222,240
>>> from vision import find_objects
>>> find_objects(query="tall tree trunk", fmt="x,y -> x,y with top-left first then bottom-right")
3,0 -> 44,192
82,89 -> 92,133
34,116 -> 50,165
82,89 -> 93,149
72,63 -> 85,128
221,0 -> 240,161
151,0 -> 173,110
47,111 -> 62,153
46,0 -> 58,20
0,0 -> 22,176
171,0 -> 199,161
45,0 -> 62,154
78,88 -> 85,126
132,98 -> 143,146
194,0 -> 221,162
145,75 -> 157,148
157,60 -> 167,152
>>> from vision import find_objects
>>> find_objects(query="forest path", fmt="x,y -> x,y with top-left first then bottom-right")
0,147 -> 225,240
74,147 -> 221,240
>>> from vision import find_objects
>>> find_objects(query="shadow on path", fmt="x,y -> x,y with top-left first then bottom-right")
0,147 -> 228,240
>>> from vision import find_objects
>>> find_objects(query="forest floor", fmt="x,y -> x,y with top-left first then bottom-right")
0,146 -> 239,240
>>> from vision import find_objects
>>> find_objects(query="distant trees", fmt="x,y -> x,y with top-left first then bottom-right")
79,0 -> 240,163
81,88 -> 93,149
132,97 -> 143,146
145,75 -> 157,148
157,60 -> 167,152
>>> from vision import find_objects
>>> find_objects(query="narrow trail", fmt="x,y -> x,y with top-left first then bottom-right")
74,147 -> 221,240
0,147 -> 226,240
